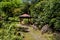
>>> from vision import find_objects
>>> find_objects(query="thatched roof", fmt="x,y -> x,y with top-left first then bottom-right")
19,14 -> 32,18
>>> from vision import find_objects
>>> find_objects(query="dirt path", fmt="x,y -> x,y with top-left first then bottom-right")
17,24 -> 47,40
30,27 -> 47,40
23,27 -> 47,40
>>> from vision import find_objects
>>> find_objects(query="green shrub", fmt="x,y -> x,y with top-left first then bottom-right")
23,19 -> 29,24
30,0 -> 60,30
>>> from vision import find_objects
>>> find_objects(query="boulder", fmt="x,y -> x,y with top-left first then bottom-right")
32,24 -> 38,30
41,24 -> 49,34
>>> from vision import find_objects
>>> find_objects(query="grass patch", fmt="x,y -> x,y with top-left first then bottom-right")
23,33 -> 35,40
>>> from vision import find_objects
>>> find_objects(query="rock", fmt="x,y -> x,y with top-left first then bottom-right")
32,24 -> 38,30
41,24 -> 49,34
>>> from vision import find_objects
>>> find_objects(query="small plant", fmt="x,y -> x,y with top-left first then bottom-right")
23,19 -> 29,24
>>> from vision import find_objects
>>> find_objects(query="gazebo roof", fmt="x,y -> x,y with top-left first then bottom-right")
19,14 -> 32,18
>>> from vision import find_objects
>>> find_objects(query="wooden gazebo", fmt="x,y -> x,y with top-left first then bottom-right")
19,13 -> 33,24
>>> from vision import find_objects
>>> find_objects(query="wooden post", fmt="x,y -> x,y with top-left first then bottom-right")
28,18 -> 29,24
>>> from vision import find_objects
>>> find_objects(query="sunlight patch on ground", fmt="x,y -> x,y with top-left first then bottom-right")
23,33 -> 35,40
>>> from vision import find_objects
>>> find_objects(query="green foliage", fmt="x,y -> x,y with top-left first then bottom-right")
54,21 -> 60,29
0,0 -> 25,40
30,0 -> 60,30
0,0 -> 60,40
0,21 -> 23,40
23,19 -> 29,24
